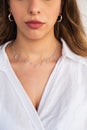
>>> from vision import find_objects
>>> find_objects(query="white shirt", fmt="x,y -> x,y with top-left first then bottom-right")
0,40 -> 87,130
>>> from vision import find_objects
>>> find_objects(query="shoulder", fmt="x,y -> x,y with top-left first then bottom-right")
61,39 -> 87,84
0,44 -> 5,62
0,41 -> 11,71
0,43 -> 6,62
0,41 -> 11,57
61,38 -> 87,66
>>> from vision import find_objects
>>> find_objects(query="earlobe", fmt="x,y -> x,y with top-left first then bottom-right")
57,15 -> 63,23
8,13 -> 14,22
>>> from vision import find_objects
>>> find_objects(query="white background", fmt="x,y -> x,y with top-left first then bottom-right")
77,0 -> 87,33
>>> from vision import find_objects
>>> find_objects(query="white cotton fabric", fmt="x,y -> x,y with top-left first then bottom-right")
0,40 -> 87,130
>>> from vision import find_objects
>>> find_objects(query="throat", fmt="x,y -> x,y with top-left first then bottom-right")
11,41 -> 61,68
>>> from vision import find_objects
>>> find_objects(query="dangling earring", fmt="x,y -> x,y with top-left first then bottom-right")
8,13 -> 14,22
57,15 -> 63,23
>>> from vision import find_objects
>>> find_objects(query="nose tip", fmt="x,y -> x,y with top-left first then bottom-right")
28,0 -> 41,15
29,10 -> 40,15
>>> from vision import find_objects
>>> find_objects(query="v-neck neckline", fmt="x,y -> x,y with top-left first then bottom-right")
1,42 -> 63,129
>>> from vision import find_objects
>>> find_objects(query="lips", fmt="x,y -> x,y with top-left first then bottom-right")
25,20 -> 45,29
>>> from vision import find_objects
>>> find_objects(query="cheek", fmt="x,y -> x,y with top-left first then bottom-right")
10,3 -> 23,22
54,1 -> 62,15
11,9 -> 22,24
48,9 -> 60,24
48,3 -> 61,20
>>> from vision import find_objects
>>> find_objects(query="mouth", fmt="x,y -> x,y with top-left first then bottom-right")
25,20 -> 45,29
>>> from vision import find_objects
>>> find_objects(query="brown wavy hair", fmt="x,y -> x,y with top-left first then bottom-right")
0,0 -> 87,56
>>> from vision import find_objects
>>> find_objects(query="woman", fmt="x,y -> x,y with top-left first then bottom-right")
0,0 -> 87,130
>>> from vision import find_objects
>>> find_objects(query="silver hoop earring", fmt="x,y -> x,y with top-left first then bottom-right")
57,15 -> 63,23
8,13 -> 14,22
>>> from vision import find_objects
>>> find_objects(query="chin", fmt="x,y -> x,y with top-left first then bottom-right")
26,34 -> 45,40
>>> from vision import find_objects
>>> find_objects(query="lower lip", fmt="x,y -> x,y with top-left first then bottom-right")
25,22 -> 44,29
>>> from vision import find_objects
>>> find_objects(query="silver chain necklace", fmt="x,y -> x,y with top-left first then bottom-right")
11,44 -> 58,68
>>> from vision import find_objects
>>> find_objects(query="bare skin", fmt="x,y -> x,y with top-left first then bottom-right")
7,0 -> 62,110
6,41 -> 62,110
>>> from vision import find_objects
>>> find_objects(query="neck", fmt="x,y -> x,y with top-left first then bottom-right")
12,34 -> 62,62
